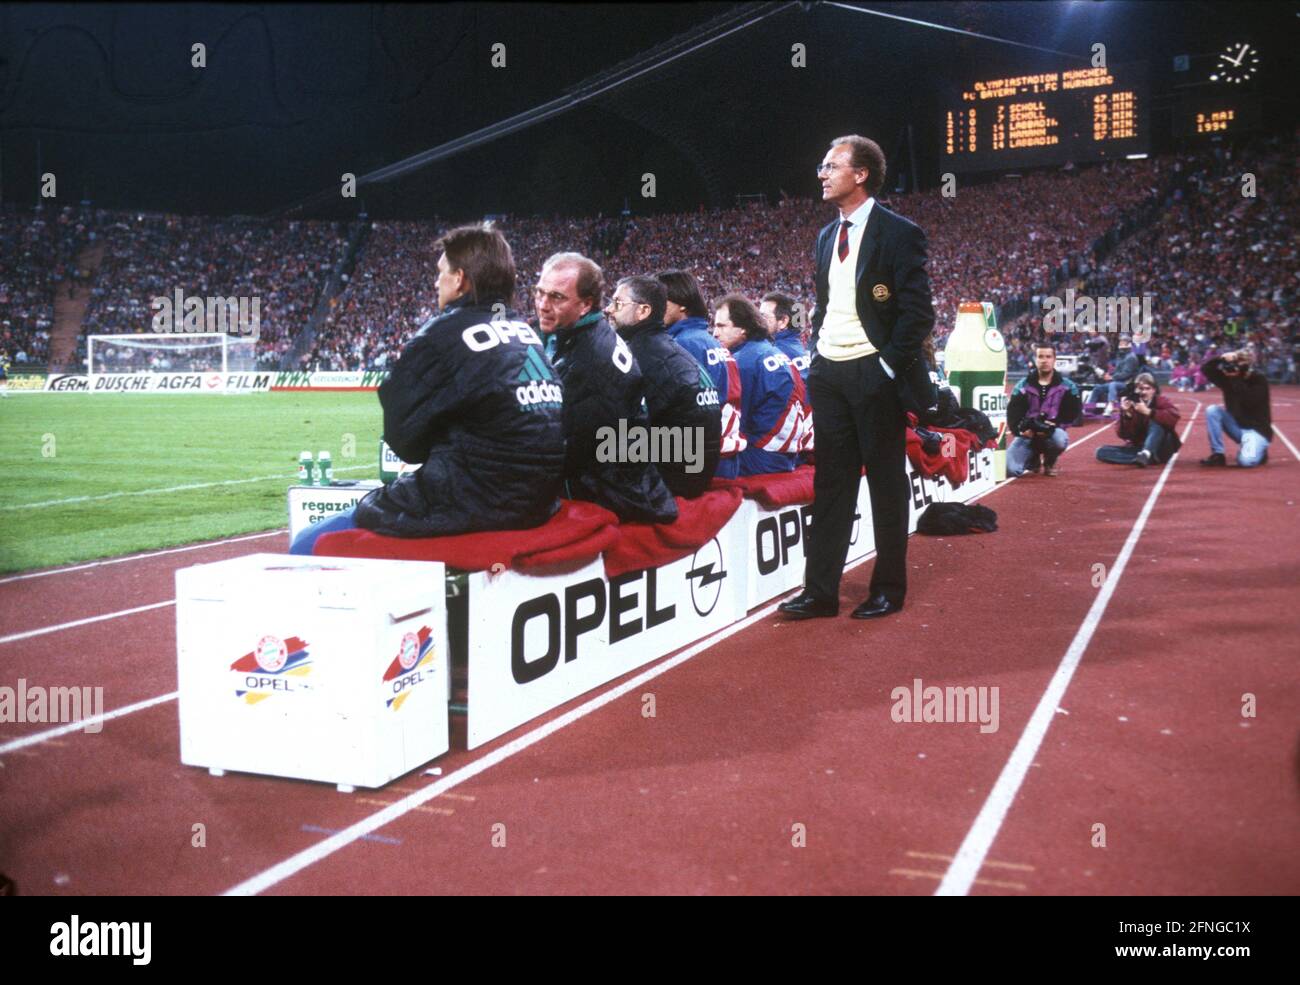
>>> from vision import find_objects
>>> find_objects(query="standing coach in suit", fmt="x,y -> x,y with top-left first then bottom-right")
779,134 -> 936,621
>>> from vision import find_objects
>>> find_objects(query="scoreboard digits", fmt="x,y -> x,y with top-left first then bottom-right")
943,63 -> 1149,172
1175,93 -> 1260,137
1196,109 -> 1234,134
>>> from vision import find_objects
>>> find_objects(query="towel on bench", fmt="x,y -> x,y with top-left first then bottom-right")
602,487 -> 744,578
312,499 -> 620,574
715,464 -> 815,510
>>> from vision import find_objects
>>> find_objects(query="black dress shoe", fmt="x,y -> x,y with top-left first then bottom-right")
777,592 -> 839,620
850,593 -> 903,619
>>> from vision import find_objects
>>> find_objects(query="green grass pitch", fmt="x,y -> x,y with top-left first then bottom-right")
0,392 -> 383,574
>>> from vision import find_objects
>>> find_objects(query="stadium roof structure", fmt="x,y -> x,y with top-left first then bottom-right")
2,2 -> 1293,217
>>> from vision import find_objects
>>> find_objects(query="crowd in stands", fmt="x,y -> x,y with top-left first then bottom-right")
4,136 -> 1292,390
998,135 -> 1297,385
307,221 -> 439,371
78,213 -> 349,371
303,154 -> 1178,372
0,204 -> 97,366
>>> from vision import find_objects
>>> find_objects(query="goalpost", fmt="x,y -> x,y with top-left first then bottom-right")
86,334 -> 258,393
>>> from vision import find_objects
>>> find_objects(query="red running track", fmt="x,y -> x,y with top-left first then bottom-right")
1,390 -> 1297,895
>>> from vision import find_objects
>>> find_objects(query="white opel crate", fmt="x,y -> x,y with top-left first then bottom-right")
175,553 -> 448,791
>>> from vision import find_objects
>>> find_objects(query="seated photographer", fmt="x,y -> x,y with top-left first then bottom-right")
1095,373 -> 1181,468
1077,335 -> 1111,412
1098,337 -> 1144,414
291,224 -> 566,554
1200,349 -> 1272,468
1006,342 -> 1081,477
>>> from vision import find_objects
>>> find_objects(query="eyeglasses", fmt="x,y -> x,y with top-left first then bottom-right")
533,287 -> 574,304
608,298 -> 646,311
816,163 -> 856,176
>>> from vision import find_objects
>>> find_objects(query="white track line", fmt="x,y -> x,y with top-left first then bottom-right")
1270,424 -> 1300,463
223,421 -> 1116,896
0,691 -> 179,756
3,464 -> 373,511
0,600 -> 174,645
0,530 -> 287,585
935,402 -> 1201,896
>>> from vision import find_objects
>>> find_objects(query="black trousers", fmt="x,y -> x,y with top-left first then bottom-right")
804,353 -> 909,605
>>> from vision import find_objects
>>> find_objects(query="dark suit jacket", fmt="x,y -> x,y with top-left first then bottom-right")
810,201 -> 937,408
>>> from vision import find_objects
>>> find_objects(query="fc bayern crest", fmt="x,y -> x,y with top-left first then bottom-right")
255,634 -> 288,672
398,632 -> 421,671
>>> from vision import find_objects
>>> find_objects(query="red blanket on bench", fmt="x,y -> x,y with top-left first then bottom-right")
712,464 -> 815,510
312,499 -> 620,574
602,487 -> 744,578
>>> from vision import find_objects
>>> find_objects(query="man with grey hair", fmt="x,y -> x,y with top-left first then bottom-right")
606,275 -> 721,497
534,253 -> 678,523
780,133 -> 937,622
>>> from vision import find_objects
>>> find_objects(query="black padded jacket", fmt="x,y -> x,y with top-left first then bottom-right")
545,312 -> 678,524
617,315 -> 722,497
354,298 -> 566,537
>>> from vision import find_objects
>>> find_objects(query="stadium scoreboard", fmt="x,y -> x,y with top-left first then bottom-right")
943,63 -> 1149,173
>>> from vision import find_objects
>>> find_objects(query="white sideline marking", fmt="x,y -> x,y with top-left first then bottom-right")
3,464 -> 373,511
0,530 -> 287,585
935,402 -> 1201,897
0,692 -> 179,756
0,600 -> 174,645
1271,424 -> 1300,463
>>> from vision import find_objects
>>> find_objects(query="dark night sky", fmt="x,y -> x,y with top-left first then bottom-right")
0,2 -> 1294,219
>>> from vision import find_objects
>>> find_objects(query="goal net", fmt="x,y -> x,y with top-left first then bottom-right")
87,334 -> 257,389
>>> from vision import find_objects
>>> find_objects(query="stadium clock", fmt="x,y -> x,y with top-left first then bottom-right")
1209,44 -> 1259,84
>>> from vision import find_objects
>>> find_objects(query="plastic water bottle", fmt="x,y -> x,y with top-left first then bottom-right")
298,451 -> 313,485
317,450 -> 333,486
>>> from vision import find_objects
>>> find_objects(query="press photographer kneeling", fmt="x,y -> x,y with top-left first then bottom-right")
1006,343 -> 1081,477
1095,372 -> 1181,468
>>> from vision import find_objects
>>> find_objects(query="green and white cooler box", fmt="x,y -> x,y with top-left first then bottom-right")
175,553 -> 449,790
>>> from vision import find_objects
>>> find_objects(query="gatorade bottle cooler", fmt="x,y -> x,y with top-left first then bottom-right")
379,439 -> 421,484
944,301 -> 1008,481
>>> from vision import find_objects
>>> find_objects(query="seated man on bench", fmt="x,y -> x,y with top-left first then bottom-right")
291,224 -> 566,555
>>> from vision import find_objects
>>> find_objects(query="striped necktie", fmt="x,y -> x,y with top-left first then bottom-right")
837,219 -> 851,262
